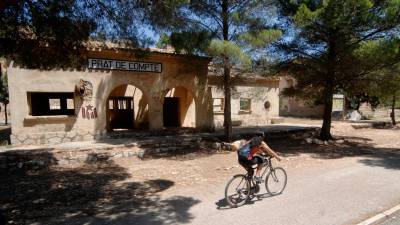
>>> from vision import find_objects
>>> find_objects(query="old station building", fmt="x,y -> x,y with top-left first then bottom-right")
7,47 -> 280,145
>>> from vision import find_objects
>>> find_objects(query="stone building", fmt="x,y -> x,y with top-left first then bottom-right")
279,76 -> 345,119
209,73 -> 280,127
7,47 -> 280,145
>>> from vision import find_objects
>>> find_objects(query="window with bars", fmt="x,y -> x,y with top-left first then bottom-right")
240,98 -> 251,112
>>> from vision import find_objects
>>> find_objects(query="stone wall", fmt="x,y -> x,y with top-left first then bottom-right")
10,130 -> 107,146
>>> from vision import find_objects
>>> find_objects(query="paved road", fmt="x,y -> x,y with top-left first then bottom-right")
378,210 -> 400,225
185,155 -> 400,225
76,151 -> 400,225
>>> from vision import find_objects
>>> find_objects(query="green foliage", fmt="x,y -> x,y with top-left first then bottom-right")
157,30 -> 213,55
239,29 -> 282,48
277,0 -> 400,139
156,33 -> 171,49
365,63 -> 400,108
207,40 -> 251,69
152,0 -> 281,71
0,1 -> 150,68
0,1 -> 97,68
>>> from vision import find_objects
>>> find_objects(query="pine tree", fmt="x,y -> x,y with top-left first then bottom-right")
146,0 -> 281,141
368,66 -> 400,125
276,0 -> 400,140
0,1 -> 148,68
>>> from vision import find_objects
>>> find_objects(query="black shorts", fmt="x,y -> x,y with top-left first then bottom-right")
238,153 -> 265,176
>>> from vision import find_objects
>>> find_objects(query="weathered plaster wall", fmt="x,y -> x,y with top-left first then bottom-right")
8,50 -> 213,145
210,77 -> 280,127
279,77 -> 324,118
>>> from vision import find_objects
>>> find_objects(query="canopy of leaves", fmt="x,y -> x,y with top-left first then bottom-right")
156,30 -> 213,55
276,0 -> 400,99
364,63 -> 400,107
0,1 -> 150,68
149,0 -> 282,72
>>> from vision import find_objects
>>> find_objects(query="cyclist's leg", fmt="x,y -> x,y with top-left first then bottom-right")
238,155 -> 254,178
252,156 -> 265,177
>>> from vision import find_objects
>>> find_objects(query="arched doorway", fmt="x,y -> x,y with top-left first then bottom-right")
163,87 -> 196,128
107,84 -> 149,131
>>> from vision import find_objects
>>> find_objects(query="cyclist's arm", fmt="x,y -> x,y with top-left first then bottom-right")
260,141 -> 282,161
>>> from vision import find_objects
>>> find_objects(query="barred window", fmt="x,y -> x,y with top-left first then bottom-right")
240,98 -> 251,111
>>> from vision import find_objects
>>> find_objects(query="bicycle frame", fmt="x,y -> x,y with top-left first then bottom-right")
260,157 -> 273,178
246,157 -> 274,190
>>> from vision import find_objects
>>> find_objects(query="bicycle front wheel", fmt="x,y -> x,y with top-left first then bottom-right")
225,174 -> 250,207
265,167 -> 287,195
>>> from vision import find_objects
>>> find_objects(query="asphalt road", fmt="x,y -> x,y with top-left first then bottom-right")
185,155 -> 400,225
378,210 -> 400,225
76,151 -> 400,225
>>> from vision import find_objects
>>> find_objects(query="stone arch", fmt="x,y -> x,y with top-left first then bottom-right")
106,83 -> 149,131
163,86 -> 196,128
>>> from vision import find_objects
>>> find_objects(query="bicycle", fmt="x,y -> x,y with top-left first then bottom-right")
224,155 -> 287,207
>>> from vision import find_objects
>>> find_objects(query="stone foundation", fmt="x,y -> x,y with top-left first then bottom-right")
10,130 -> 107,146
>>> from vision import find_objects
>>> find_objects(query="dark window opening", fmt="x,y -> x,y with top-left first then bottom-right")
29,92 -> 75,116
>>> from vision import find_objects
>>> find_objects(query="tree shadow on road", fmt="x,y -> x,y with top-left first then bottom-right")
0,150 -> 200,225
268,136 -> 400,170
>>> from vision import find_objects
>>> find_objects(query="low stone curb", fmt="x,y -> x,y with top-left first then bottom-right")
0,126 -> 320,169
356,204 -> 400,225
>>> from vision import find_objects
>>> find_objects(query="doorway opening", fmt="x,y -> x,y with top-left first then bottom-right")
106,84 -> 149,131
163,87 -> 196,128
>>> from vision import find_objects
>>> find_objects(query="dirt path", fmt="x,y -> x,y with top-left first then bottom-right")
0,121 -> 399,225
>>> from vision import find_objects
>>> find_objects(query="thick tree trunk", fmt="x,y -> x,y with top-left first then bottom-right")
391,94 -> 396,125
221,0 -> 232,142
320,84 -> 334,140
4,103 -> 7,125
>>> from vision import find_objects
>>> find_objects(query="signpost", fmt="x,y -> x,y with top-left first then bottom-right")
332,94 -> 345,120
88,58 -> 162,73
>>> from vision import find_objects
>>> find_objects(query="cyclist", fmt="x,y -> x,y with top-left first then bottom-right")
236,131 -> 282,183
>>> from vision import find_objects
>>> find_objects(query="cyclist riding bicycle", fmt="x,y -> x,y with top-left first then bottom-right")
236,131 -> 282,183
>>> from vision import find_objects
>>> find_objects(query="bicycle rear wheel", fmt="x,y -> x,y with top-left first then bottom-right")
265,167 -> 287,195
225,174 -> 250,207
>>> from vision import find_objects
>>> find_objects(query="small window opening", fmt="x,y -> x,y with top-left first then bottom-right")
29,92 -> 75,116
213,98 -> 224,112
240,98 -> 251,111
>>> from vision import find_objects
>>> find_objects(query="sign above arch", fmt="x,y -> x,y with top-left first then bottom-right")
88,58 -> 162,73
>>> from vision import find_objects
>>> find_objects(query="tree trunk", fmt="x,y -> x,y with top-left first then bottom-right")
320,84 -> 334,140
391,93 -> 396,125
221,0 -> 232,142
4,103 -> 7,125
223,63 -> 232,142
320,36 -> 337,141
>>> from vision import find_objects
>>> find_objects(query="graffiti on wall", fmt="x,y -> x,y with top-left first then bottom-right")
82,104 -> 97,119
